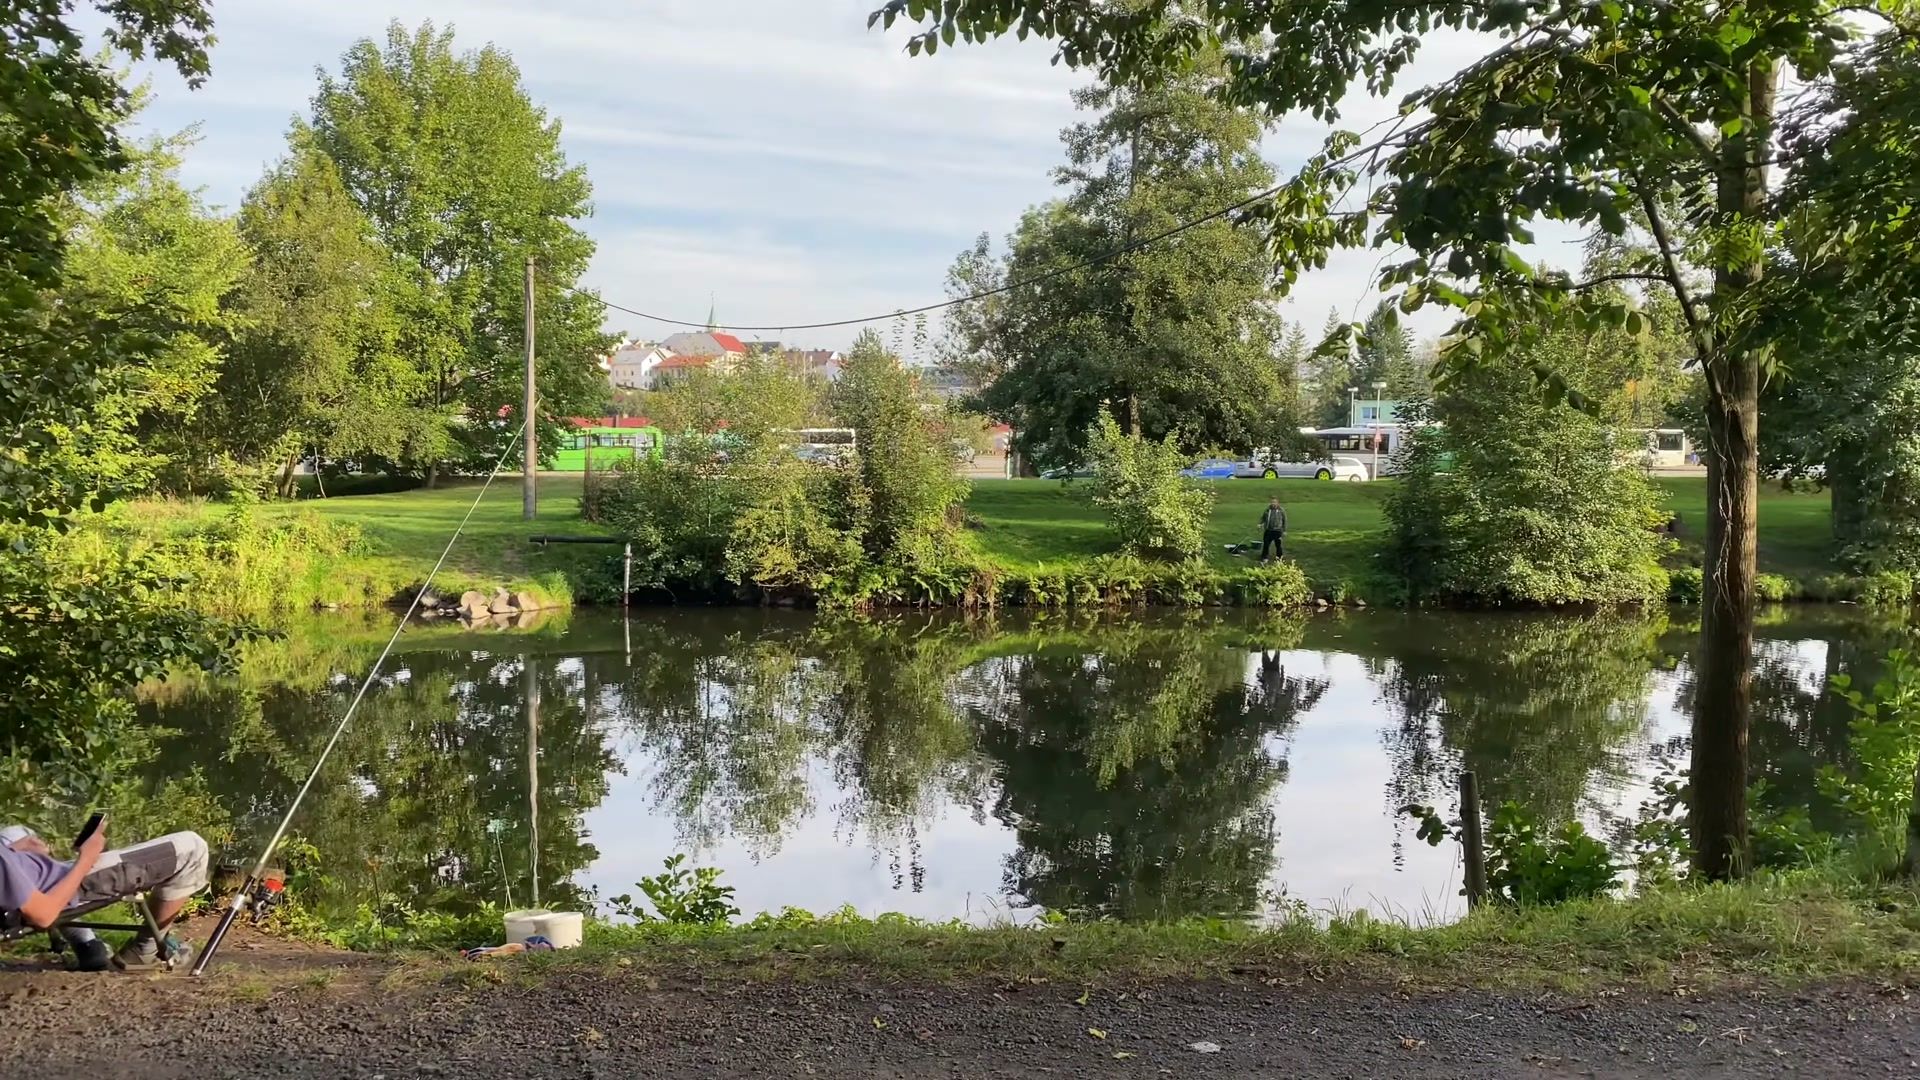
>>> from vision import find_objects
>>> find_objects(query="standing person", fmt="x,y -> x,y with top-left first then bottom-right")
1259,497 -> 1289,563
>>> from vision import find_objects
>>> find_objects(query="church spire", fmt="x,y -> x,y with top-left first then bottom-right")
705,294 -> 717,332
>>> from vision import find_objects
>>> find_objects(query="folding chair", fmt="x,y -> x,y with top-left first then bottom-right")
0,894 -> 183,971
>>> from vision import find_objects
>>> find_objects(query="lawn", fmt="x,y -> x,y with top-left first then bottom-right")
967,474 -> 1838,590
131,472 -> 1840,610
965,477 -> 1392,590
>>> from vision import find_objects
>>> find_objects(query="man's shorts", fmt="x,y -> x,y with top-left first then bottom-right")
74,832 -> 211,906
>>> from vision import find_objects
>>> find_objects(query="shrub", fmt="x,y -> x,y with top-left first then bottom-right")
1483,801 -> 1619,905
1385,372 -> 1672,605
1235,561 -> 1313,607
1856,570 -> 1917,606
1667,566 -> 1706,603
1819,652 -> 1920,857
833,331 -> 970,567
1755,573 -> 1797,603
1084,413 -> 1215,560
608,855 -> 741,926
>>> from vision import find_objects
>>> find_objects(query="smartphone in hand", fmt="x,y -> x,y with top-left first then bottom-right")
73,812 -> 105,851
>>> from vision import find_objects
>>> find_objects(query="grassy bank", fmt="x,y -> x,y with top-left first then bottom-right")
122,473 -> 1846,615
373,870 -> 1920,993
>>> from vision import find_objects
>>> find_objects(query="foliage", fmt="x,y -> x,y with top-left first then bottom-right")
1083,413 -> 1214,560
600,440 -> 752,596
832,331 -> 970,565
1,0 -> 212,526
1668,567 -> 1706,604
646,353 -> 826,443
940,72 -> 1305,469
608,855 -> 741,926
215,143 -> 412,495
307,20 -> 611,479
1233,561 -> 1313,609
1385,370 -> 1672,605
1404,799 -> 1618,906
1818,653 -> 1920,853
1484,802 -> 1620,907
873,0 -> 1909,885
0,528 -> 258,810
53,120 -> 250,495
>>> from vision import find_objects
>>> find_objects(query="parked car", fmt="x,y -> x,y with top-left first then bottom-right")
1256,455 -> 1371,482
1179,458 -> 1242,480
1041,462 -> 1096,480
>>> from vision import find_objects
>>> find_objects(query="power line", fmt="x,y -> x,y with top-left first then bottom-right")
550,180 -> 1293,333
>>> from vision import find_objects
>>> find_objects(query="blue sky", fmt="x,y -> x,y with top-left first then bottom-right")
119,2 -> 1570,352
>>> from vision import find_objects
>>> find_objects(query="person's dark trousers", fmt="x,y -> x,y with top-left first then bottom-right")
1261,530 -> 1285,561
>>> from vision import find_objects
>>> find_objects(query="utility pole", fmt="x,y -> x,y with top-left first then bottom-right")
523,256 -> 538,520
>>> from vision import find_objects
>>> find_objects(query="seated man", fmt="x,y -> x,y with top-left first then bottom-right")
1,818 -> 210,970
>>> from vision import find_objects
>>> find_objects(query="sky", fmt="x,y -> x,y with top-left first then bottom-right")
116,1 -> 1582,353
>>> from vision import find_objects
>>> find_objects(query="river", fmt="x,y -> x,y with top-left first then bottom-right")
135,606 -> 1909,928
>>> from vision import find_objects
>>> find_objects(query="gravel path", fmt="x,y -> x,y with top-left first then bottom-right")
7,953 -> 1920,1079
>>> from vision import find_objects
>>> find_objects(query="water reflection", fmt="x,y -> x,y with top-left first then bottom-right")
127,606 -> 1905,926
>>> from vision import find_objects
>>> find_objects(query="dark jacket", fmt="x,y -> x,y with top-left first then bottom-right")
1261,506 -> 1288,534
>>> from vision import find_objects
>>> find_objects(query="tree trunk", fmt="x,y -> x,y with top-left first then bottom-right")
426,461 -> 439,490
1690,56 -> 1774,882
277,453 -> 298,500
1128,393 -> 1142,439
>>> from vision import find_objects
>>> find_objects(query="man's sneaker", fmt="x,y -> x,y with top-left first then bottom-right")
113,933 -> 189,971
69,938 -> 112,973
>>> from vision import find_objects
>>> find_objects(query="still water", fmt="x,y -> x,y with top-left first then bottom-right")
138,607 -> 1907,926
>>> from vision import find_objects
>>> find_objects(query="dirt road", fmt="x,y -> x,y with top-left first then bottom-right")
4,937 -> 1918,1078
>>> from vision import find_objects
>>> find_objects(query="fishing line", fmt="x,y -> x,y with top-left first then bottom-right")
191,417 -> 530,976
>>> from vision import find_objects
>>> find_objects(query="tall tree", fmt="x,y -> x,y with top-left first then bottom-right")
56,122 -> 250,493
1,1 -> 252,817
880,0 -> 1917,880
307,21 -> 610,481
217,146 -> 415,495
941,72 -> 1303,468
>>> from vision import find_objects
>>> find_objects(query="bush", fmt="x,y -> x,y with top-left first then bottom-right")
1385,375 -> 1672,605
1484,801 -> 1619,905
1234,561 -> 1314,608
1819,652 -> 1920,857
833,332 -> 971,567
1667,566 -> 1706,603
1084,413 -> 1215,560
1755,572 -> 1797,603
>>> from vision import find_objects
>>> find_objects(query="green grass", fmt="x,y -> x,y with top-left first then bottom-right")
125,473 -> 1843,613
451,870 -> 1920,993
969,475 -> 1840,595
128,476 -> 614,612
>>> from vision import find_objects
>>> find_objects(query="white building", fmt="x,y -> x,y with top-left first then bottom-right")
606,341 -> 671,390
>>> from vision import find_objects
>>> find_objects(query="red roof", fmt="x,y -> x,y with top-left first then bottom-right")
709,333 -> 747,354
657,354 -> 714,370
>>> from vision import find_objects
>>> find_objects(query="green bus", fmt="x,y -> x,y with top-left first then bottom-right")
550,424 -> 664,472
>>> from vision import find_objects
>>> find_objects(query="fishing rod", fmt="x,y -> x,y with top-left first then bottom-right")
190,419 -> 529,977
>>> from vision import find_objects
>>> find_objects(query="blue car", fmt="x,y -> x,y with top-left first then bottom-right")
1179,458 -> 1241,480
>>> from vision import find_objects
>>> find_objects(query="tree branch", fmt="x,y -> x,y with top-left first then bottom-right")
1568,271 -> 1670,292
1635,178 -> 1710,358
1652,94 -> 1719,165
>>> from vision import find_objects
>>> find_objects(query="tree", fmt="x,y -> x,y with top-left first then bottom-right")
832,330 -> 969,565
217,146 -> 414,495
1299,307 -> 1356,428
1,3 -> 256,818
307,21 -> 610,481
878,0 -> 1915,880
1359,302 -> 1427,403
55,122 -> 250,493
940,72 -> 1304,468
1769,34 -> 1920,575
1384,361 -> 1672,605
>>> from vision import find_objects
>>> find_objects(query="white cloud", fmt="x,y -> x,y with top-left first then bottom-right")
113,3 -> 1573,350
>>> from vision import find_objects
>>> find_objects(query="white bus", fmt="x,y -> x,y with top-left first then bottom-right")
1301,425 -> 1409,478
782,428 -> 858,463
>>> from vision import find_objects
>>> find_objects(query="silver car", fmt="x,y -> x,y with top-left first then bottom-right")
1242,455 -> 1370,481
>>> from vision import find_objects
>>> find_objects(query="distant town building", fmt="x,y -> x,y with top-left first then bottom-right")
660,330 -> 750,360
605,341 -> 670,389
1349,398 -> 1401,426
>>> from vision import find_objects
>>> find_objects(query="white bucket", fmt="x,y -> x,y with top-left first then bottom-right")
531,910 -> 584,949
503,908 -> 550,945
